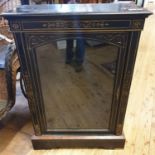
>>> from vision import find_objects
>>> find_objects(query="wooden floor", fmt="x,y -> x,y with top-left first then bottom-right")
36,42 -> 116,129
0,4 -> 155,155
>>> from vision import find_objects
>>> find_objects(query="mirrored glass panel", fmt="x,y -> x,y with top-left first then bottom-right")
36,38 -> 118,130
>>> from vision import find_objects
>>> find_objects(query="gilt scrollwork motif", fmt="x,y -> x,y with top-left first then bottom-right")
10,22 -> 21,31
41,20 -> 110,29
132,20 -> 144,29
29,34 -> 58,47
23,71 -> 41,135
93,33 -> 127,47
27,33 -> 127,48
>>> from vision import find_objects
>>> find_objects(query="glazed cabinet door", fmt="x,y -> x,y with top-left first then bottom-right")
22,32 -> 128,135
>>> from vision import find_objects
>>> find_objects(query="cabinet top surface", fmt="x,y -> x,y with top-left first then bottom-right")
2,2 -> 151,18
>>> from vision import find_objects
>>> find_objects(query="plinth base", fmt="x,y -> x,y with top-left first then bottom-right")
32,134 -> 125,149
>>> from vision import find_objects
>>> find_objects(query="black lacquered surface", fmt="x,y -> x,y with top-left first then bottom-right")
2,2 -> 151,17
2,1 -> 152,149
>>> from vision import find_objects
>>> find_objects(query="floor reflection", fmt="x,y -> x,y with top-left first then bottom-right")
36,39 -> 118,129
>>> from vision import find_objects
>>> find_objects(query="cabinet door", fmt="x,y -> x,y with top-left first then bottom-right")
26,32 -> 127,134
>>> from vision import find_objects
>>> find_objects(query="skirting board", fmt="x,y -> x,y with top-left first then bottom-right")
32,134 -> 125,149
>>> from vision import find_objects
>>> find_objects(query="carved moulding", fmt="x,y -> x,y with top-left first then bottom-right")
26,32 -> 128,49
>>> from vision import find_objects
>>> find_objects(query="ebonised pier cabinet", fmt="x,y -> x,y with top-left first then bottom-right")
2,2 -> 151,149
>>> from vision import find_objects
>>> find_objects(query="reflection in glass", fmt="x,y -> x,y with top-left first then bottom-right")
36,38 -> 118,130
66,39 -> 85,72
